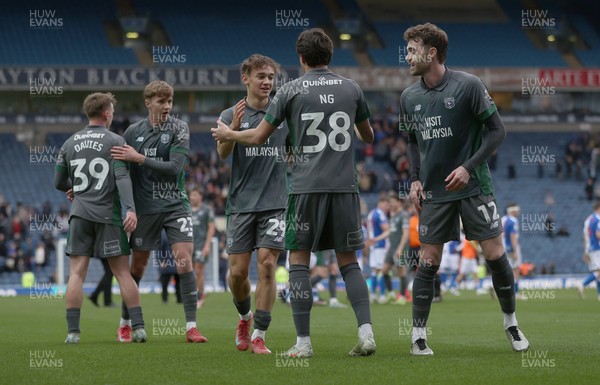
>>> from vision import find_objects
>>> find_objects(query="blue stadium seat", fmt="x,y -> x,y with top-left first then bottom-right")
136,0 -> 354,66
1,1 -> 137,65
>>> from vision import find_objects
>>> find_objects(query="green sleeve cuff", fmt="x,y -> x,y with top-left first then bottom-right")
355,111 -> 371,124
264,113 -> 281,126
171,147 -> 189,155
114,160 -> 127,169
478,105 -> 497,122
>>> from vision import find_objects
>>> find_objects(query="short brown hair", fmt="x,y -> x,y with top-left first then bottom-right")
241,54 -> 280,76
296,28 -> 333,67
83,92 -> 116,119
403,22 -> 448,64
144,80 -> 173,100
594,201 -> 600,211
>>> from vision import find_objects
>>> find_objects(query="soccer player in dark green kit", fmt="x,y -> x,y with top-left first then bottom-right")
400,23 -> 529,355
111,81 -> 207,343
212,29 -> 376,358
217,54 -> 287,355
55,92 -> 146,343
380,194 -> 410,304
189,188 -> 215,309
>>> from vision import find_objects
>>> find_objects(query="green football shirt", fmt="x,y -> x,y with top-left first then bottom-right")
220,99 -> 288,215
400,68 -> 497,203
265,68 -> 371,194
123,115 -> 190,214
192,204 -> 214,250
55,126 -> 129,226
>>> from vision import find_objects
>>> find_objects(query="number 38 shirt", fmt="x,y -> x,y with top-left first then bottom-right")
55,125 -> 129,225
264,68 -> 371,194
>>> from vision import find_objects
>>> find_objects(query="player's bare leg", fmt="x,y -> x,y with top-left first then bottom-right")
65,255 -> 90,343
65,256 -> 90,310
118,250 -> 149,342
172,241 -> 207,342
194,261 -> 206,308
336,251 -> 375,356
480,235 -> 529,352
285,250 -> 313,357
109,255 -> 146,342
229,251 -> 253,351
251,247 -> 278,354
410,243 -> 441,355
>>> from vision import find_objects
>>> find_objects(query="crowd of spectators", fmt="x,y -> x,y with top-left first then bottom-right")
3,116 -> 599,282
0,197 -> 66,276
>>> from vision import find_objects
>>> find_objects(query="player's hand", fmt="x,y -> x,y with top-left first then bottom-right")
202,245 -> 210,258
123,211 -> 137,234
583,253 -> 591,263
211,118 -> 233,142
66,189 -> 74,202
230,99 -> 245,131
365,239 -> 374,248
111,144 -> 143,163
445,166 -> 470,192
409,180 -> 426,214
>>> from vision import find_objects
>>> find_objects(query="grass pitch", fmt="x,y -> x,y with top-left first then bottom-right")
3,288 -> 599,385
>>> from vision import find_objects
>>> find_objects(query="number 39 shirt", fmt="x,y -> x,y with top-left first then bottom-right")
264,68 -> 371,194
55,125 -> 129,225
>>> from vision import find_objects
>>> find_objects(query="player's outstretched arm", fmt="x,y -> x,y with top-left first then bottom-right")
111,144 -> 186,176
141,152 -> 186,176
217,99 -> 244,160
355,119 -> 374,144
212,118 -> 276,146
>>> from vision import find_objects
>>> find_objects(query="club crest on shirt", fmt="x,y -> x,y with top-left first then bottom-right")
484,89 -> 495,104
160,133 -> 170,144
419,224 -> 428,236
414,104 -> 421,112
444,97 -> 455,109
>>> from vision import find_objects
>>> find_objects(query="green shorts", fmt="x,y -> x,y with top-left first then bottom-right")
130,207 -> 193,251
285,193 -> 364,252
419,193 -> 503,244
226,209 -> 286,254
66,216 -> 130,258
